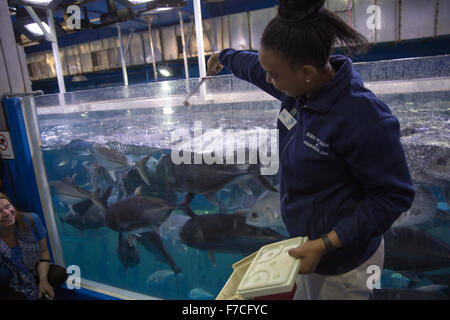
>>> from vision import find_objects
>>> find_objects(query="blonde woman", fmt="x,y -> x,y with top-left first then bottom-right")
0,193 -> 67,300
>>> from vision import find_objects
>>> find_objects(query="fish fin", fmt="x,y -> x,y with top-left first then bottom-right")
233,209 -> 250,217
416,285 -> 448,293
89,187 -> 107,211
207,251 -> 216,266
108,170 -> 117,182
173,266 -> 183,276
255,175 -> 278,192
178,193 -> 196,218
136,155 -> 151,186
134,186 -> 143,196
71,160 -> 78,170
399,271 -> 422,282
128,233 -> 141,247
202,192 -> 222,209
68,204 -> 75,216
71,173 -> 78,184
100,186 -> 113,205
237,164 -> 250,171
117,188 -> 124,201
240,181 -> 253,195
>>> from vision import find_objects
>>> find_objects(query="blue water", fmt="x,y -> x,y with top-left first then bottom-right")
43,147 -> 274,299
42,140 -> 450,300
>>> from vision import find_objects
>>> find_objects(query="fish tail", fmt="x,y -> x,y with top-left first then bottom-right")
172,263 -> 183,276
91,187 -> 108,210
177,192 -> 196,218
255,175 -> 278,192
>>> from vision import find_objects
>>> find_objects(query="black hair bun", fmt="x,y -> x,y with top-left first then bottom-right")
278,0 -> 325,23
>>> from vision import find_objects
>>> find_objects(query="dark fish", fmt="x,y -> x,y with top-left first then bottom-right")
119,166 -> 177,203
93,144 -> 129,173
420,273 -> 450,287
83,161 -> 115,193
421,152 -> 450,182
384,226 -> 450,273
409,147 -> 450,194
104,191 -> 194,234
179,212 -> 288,263
105,141 -> 160,156
58,187 -> 112,231
47,139 -> 94,155
117,232 -> 140,270
49,174 -> 104,210
62,139 -> 94,153
156,152 -> 278,206
137,231 -> 183,275
93,144 -> 152,186
392,184 -> 437,228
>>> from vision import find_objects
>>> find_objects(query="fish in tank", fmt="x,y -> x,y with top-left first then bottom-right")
34,57 -> 450,300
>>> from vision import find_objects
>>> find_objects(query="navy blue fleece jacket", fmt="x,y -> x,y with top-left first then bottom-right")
219,49 -> 415,275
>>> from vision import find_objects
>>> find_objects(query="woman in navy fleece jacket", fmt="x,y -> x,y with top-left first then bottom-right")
208,0 -> 414,299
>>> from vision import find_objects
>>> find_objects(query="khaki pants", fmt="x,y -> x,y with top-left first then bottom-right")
294,238 -> 384,300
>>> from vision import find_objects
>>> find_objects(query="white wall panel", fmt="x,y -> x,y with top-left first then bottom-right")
375,0 -> 398,43
354,0 -> 377,43
208,16 -> 223,52
78,43 -> 93,73
326,0 -> 349,12
161,25 -> 178,61
401,0 -> 435,40
128,33 -> 144,66
229,12 -> 250,50
221,15 -> 232,50
437,0 -> 450,36
142,30 -> 162,63
249,7 -> 277,51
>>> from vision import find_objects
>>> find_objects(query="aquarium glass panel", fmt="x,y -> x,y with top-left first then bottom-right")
33,55 -> 450,300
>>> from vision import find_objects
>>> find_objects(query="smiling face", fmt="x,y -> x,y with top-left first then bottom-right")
0,199 -> 17,228
258,46 -> 315,97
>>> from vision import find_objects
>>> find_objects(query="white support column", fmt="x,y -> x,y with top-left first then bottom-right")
117,23 -> 129,86
47,9 -> 66,94
193,0 -> 206,78
145,16 -> 158,80
179,10 -> 189,80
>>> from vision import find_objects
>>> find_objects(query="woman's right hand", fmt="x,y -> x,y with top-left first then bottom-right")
207,53 -> 223,76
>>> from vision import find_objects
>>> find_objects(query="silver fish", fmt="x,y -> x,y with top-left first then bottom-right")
49,174 -> 104,211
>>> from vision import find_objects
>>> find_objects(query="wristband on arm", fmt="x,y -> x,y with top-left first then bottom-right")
38,259 -> 52,264
320,234 -> 337,254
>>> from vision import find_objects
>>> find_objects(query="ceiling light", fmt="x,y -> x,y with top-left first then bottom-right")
24,22 -> 50,36
9,0 -> 63,10
128,0 -> 156,4
158,67 -> 172,77
117,0 -> 156,6
139,0 -> 186,14
13,7 -> 63,42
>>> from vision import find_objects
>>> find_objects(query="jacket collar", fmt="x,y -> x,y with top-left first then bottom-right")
295,55 -> 356,113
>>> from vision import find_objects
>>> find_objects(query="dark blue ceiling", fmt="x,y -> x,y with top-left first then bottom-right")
18,0 -> 278,54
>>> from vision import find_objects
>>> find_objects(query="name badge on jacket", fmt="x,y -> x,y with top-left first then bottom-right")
278,108 -> 297,130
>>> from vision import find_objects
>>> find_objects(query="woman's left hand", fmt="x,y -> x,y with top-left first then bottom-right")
288,239 -> 326,274
38,279 -> 55,300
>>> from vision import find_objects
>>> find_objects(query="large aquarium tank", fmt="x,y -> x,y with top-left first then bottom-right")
29,54 -> 449,300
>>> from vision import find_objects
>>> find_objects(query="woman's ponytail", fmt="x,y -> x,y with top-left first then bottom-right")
261,0 -> 369,69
